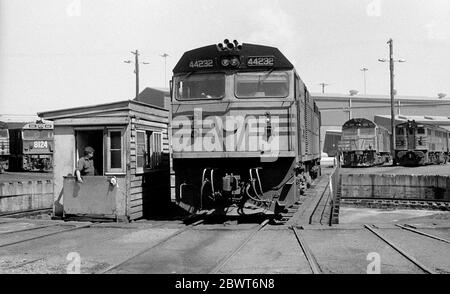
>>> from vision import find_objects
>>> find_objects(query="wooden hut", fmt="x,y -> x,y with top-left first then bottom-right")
38,100 -> 170,222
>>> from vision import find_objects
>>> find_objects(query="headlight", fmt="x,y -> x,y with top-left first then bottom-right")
231,57 -> 240,67
221,59 -> 230,66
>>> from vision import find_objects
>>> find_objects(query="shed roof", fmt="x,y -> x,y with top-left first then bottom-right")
38,99 -> 168,121
375,114 -> 450,124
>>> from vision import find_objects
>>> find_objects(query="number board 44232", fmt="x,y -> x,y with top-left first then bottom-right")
247,56 -> 274,67
189,59 -> 214,69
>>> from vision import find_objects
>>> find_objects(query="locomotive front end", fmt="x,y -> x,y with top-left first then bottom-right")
170,41 -> 304,217
21,122 -> 54,172
339,118 -> 380,167
0,122 -> 9,172
395,120 -> 448,165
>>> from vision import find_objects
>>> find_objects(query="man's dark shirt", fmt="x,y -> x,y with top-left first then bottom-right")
77,156 -> 95,176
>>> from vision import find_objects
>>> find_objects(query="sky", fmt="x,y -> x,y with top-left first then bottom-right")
0,0 -> 449,115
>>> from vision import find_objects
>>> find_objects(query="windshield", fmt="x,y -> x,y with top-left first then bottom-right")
23,130 -> 53,139
342,129 -> 358,137
235,71 -> 289,98
176,73 -> 225,100
0,129 -> 8,137
359,128 -> 375,136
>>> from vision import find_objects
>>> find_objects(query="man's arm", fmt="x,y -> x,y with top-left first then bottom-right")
75,169 -> 83,183
76,158 -> 84,182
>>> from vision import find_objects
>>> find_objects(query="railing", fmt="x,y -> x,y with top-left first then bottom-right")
328,165 -> 341,225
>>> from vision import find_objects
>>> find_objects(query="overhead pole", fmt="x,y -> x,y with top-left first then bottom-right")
360,67 -> 369,95
379,39 -> 405,166
132,50 -> 140,99
388,39 -> 395,165
160,53 -> 170,88
318,83 -> 330,93
125,50 -> 149,100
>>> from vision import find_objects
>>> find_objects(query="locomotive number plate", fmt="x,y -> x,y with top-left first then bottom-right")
33,141 -> 48,148
189,59 -> 214,68
247,56 -> 274,67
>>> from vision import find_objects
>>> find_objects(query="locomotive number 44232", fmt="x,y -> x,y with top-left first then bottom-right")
189,59 -> 213,68
33,141 -> 48,148
247,56 -> 274,67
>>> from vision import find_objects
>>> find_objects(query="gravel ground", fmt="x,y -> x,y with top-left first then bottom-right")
108,226 -> 261,274
300,228 -> 424,274
217,228 -> 312,274
378,228 -> 450,274
0,223 -> 183,274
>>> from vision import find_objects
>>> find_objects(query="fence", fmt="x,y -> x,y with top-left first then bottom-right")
0,180 -> 53,215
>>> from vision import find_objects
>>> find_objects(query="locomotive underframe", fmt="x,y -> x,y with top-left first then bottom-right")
342,150 -> 389,167
395,150 -> 447,166
173,157 -> 319,215
0,155 -> 8,172
22,154 -> 53,172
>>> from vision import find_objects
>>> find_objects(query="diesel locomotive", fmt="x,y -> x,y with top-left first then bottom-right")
9,120 -> 54,172
339,118 -> 390,167
0,121 -> 9,173
395,120 -> 449,165
170,40 -> 321,216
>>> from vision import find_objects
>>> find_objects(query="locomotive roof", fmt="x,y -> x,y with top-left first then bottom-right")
342,118 -> 376,129
173,43 -> 294,74
396,120 -> 449,132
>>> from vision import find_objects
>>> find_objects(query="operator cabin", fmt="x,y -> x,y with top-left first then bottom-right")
38,90 -> 170,222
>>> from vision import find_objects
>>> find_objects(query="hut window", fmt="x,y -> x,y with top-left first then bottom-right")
147,132 -> 162,169
136,130 -> 146,173
106,129 -> 124,173
136,130 -> 163,173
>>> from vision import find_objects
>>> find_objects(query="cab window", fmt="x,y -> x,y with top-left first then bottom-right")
235,71 -> 289,98
359,128 -> 375,136
175,73 -> 225,100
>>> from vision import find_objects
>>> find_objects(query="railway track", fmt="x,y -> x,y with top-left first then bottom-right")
209,219 -> 269,273
0,223 -> 92,249
341,197 -> 450,210
364,224 -> 437,274
98,219 -> 205,274
291,226 -> 322,274
395,224 -> 450,243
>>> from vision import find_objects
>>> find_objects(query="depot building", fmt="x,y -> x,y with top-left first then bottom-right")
312,93 -> 450,154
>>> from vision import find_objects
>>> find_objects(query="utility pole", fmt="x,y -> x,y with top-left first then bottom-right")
318,83 -> 330,93
160,53 -> 169,88
360,67 -> 368,95
124,50 -> 149,99
378,39 -> 406,166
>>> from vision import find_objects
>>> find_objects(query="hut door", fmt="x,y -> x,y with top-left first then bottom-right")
75,130 -> 104,175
